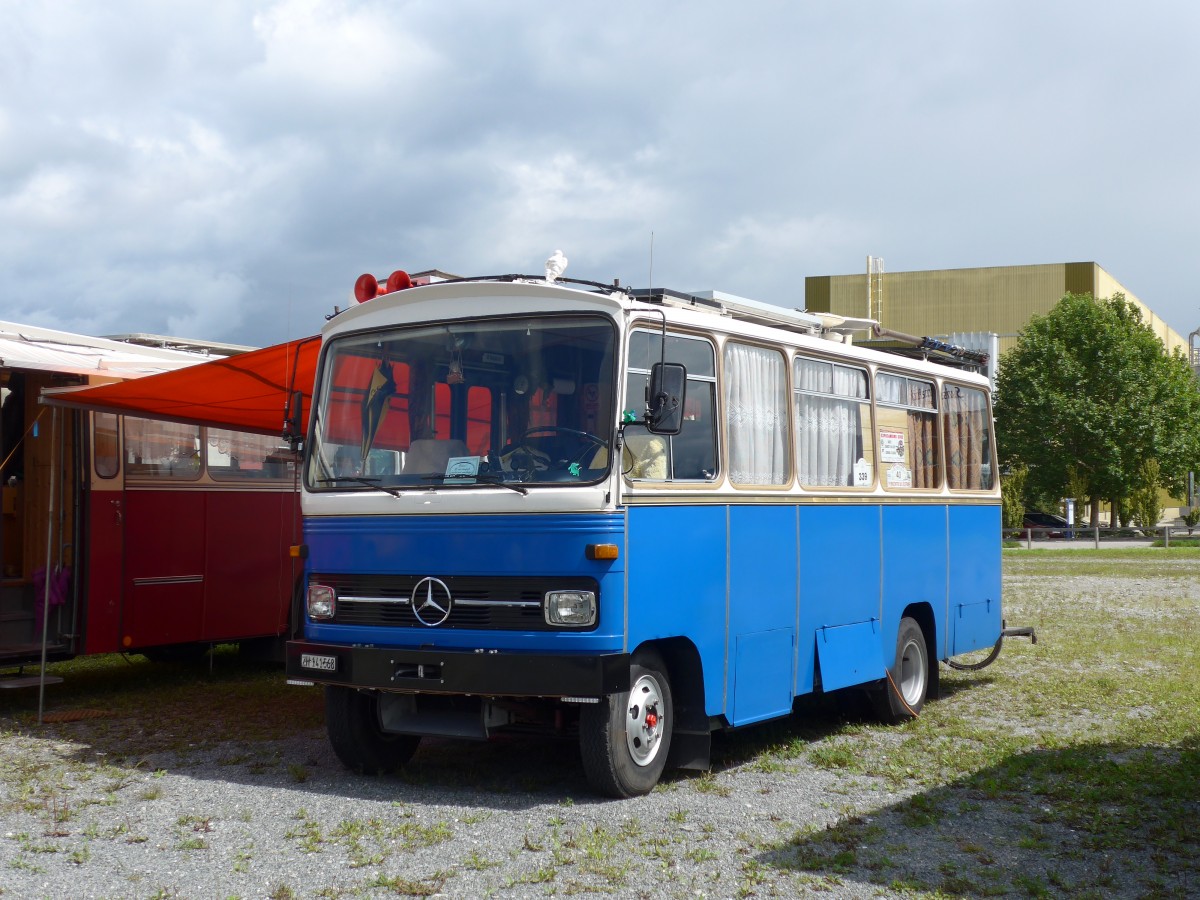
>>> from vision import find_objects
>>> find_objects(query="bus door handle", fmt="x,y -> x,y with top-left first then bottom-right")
111,499 -> 122,524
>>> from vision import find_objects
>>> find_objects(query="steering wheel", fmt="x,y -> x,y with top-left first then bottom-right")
516,426 -> 607,472
518,426 -> 606,448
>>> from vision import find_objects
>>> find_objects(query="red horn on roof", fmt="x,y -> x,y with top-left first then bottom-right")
354,274 -> 380,303
385,270 -> 412,292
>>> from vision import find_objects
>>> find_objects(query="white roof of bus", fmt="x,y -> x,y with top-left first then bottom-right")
323,278 -> 989,387
0,320 -> 232,381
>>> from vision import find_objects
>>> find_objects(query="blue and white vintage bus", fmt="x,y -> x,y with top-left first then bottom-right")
285,270 -> 1001,797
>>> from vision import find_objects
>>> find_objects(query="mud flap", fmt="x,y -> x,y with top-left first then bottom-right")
815,619 -> 886,691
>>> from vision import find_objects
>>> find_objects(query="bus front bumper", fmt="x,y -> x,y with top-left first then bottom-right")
285,640 -> 630,698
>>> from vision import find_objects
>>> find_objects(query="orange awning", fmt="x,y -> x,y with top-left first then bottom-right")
42,335 -> 321,437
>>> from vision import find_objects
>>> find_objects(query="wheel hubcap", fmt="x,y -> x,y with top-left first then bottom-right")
898,637 -> 927,706
626,674 -> 665,767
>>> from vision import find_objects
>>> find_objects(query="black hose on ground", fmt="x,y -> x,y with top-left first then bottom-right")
945,621 -> 1037,671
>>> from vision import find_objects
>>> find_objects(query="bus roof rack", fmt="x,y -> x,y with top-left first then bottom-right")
867,325 -> 990,368
630,288 -> 833,337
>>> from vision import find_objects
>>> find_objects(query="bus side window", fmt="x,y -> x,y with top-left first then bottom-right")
876,372 -> 940,490
623,331 -> 717,482
124,417 -> 201,481
208,428 -> 295,481
724,342 -> 788,485
943,384 -> 993,490
794,357 -> 873,488
671,385 -> 716,479
93,412 -> 120,479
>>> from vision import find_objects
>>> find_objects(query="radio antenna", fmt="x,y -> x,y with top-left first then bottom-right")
648,230 -> 654,293
650,231 -> 666,367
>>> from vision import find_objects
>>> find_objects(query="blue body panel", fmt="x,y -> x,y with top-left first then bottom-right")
799,505 -> 882,695
881,505 -> 949,667
307,501 -> 1001,728
625,505 -> 728,718
728,506 -> 798,724
304,513 -> 624,652
948,504 -> 1003,655
816,619 -> 884,691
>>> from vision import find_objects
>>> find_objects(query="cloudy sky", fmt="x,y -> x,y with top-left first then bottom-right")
3,1 -> 1197,348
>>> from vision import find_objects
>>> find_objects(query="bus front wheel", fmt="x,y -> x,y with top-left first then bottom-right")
579,649 -> 673,798
872,616 -> 929,724
325,686 -> 421,775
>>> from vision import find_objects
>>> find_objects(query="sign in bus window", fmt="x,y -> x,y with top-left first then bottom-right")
943,384 -> 993,490
793,356 -> 874,488
876,372 -> 940,490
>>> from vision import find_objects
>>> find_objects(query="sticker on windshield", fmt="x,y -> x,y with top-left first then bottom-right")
445,456 -> 481,481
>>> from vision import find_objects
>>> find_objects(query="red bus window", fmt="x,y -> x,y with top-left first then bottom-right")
207,429 -> 296,482
124,418 -> 201,481
93,413 -> 119,479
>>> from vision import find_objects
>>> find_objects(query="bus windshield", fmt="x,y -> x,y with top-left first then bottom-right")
306,314 -> 617,490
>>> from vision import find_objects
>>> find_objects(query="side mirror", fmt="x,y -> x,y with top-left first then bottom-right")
646,362 -> 686,435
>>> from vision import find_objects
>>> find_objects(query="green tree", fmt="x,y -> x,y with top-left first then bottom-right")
1129,458 -> 1163,534
1000,463 -> 1027,528
994,292 -> 1200,520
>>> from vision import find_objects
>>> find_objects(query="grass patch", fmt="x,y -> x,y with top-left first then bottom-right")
757,553 -> 1199,897
0,555 -> 1194,898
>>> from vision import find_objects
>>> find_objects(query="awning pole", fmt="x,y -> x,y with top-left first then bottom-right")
37,408 -> 58,725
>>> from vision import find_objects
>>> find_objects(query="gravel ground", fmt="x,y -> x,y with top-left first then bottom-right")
0,714 -> 916,900
0,555 -> 1194,899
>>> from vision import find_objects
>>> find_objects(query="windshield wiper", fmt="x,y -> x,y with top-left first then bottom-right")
419,473 -> 529,495
315,476 -> 403,498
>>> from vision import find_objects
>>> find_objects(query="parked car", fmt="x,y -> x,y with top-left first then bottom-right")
1023,511 -> 1071,538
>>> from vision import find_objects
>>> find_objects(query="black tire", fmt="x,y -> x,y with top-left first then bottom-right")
324,686 -> 421,775
579,648 -> 673,798
872,616 -> 930,724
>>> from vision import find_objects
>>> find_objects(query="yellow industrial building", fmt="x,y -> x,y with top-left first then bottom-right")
805,260 -> 1191,523
804,261 -> 1186,359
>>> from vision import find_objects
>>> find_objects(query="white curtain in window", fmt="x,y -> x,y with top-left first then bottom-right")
795,360 -> 866,486
875,372 -> 905,405
724,343 -> 787,484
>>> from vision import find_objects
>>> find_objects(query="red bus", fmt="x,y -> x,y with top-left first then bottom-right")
1,323 -> 299,674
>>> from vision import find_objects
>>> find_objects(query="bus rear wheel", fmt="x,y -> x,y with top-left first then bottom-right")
579,649 -> 673,798
872,616 -> 929,724
325,686 -> 421,775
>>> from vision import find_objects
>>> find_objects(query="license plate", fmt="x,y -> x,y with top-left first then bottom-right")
300,653 -> 337,672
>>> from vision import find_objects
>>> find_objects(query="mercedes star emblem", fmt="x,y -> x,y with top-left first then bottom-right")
411,576 -> 453,627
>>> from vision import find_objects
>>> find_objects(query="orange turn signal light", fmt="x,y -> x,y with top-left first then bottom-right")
585,543 -> 619,561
